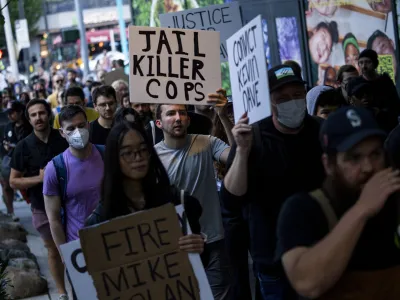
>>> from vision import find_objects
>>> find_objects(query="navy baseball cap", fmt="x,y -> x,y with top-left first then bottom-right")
268,65 -> 305,92
320,106 -> 386,153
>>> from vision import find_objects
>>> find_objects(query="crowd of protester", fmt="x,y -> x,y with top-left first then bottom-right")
1,48 -> 400,300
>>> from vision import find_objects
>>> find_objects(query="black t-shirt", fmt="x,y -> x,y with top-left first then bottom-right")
220,116 -> 325,271
145,112 -> 213,145
10,129 -> 69,210
277,192 -> 400,271
89,119 -> 111,145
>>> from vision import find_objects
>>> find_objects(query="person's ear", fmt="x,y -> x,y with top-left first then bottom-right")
59,128 -> 67,139
155,119 -> 162,129
322,153 -> 334,176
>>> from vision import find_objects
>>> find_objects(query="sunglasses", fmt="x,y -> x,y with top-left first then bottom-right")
56,80 -> 63,84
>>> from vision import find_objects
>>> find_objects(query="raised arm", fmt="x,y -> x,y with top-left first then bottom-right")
223,113 -> 253,196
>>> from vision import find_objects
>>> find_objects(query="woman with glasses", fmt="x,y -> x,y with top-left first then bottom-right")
86,121 -> 204,254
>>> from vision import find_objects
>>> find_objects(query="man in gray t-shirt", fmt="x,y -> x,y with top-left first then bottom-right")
155,101 -> 233,300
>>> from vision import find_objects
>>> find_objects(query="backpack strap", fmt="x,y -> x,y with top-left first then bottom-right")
309,189 -> 338,231
52,153 -> 68,228
94,144 -> 105,159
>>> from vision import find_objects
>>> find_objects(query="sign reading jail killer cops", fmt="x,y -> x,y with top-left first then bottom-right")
377,54 -> 395,83
79,204 -> 200,300
129,26 -> 221,105
227,15 -> 270,124
159,2 -> 242,62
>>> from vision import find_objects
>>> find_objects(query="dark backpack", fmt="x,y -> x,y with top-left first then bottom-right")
52,144 -> 105,227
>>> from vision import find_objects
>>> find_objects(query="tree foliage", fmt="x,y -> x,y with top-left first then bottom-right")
0,0 -> 43,48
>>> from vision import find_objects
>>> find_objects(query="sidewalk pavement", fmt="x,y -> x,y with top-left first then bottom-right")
0,198 -> 71,300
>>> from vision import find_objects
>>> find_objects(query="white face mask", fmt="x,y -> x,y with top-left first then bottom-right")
65,128 -> 89,149
275,99 -> 306,129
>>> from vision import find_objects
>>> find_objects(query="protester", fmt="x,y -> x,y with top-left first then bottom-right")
307,85 -> 344,119
111,79 -> 129,105
9,99 -> 69,299
65,69 -> 82,90
52,90 -> 65,115
120,92 -> 130,108
0,102 -> 32,221
113,107 -> 139,126
278,106 -> 400,299
132,102 -> 152,126
90,85 -> 117,145
48,74 -> 65,110
19,92 -> 31,106
53,87 -> 98,129
336,65 -> 359,104
43,105 -> 104,300
347,70 -> 399,133
221,65 -> 325,299
155,92 -> 234,299
85,121 -> 204,257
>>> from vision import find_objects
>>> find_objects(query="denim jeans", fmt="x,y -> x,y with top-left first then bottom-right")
202,239 -> 233,300
257,272 -> 295,300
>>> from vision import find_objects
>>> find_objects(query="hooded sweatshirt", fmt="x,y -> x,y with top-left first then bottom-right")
306,85 -> 334,115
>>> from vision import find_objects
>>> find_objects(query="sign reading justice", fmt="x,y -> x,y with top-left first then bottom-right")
159,2 -> 242,62
129,26 -> 221,105
79,204 -> 200,300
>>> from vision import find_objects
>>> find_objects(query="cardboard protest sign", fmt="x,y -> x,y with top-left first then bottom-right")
159,2 -> 242,62
377,55 -> 395,83
129,26 -> 221,105
227,15 -> 270,124
60,239 -> 97,299
61,205 -> 213,300
79,203 -> 201,300
104,69 -> 129,86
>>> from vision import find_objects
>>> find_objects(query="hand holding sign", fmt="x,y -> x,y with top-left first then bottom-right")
232,113 -> 253,153
179,234 -> 204,253
207,88 -> 228,116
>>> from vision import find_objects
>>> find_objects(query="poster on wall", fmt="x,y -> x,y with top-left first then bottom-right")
305,0 -> 397,86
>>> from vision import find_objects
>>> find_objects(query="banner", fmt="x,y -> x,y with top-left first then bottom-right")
305,0 -> 397,86
129,26 -> 221,105
61,204 -> 213,300
159,2 -> 243,62
227,15 -> 270,124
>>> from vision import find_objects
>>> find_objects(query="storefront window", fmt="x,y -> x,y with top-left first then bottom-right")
275,17 -> 302,67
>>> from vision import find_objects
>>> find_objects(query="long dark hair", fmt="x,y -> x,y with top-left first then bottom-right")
102,121 -> 172,218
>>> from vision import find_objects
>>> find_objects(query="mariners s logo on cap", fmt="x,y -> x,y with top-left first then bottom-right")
275,67 -> 295,80
346,109 -> 362,128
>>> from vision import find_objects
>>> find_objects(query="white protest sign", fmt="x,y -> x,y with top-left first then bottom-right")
15,19 -> 30,50
227,15 -> 270,124
129,26 -> 221,105
60,205 -> 213,300
159,2 -> 242,62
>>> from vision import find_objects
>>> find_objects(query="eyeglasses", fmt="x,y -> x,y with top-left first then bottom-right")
120,148 -> 149,162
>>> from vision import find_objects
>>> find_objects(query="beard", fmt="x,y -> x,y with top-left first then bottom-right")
326,168 -> 374,216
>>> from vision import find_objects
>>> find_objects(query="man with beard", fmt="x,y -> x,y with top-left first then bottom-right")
336,65 -> 359,104
277,106 -> 400,299
221,65 -> 325,299
154,98 -> 233,300
132,103 -> 152,126
9,99 -> 69,300
90,86 -> 117,145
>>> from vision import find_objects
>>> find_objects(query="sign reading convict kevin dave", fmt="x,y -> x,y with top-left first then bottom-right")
227,15 -> 270,124
129,26 -> 221,105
